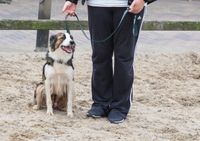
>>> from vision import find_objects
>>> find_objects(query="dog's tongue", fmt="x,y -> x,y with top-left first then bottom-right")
62,46 -> 72,53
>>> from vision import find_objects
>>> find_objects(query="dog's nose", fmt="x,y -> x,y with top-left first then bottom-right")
70,40 -> 75,45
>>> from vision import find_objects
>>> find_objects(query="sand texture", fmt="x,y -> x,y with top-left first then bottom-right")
0,48 -> 200,141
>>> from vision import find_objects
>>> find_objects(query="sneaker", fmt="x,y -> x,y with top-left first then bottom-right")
108,109 -> 126,124
87,105 -> 108,118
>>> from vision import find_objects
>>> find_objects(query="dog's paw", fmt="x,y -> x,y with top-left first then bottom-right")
33,105 -> 39,110
47,108 -> 54,116
67,112 -> 73,118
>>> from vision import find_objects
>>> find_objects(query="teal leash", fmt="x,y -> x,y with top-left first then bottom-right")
65,8 -> 130,43
65,16 -> 71,34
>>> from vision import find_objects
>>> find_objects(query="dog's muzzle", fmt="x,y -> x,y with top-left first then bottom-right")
61,41 -> 75,54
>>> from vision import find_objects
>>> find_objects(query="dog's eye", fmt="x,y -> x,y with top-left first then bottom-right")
61,34 -> 66,40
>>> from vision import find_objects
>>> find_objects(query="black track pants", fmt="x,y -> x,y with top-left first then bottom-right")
88,6 -> 143,116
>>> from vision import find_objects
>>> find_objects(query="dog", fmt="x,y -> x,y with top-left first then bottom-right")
33,32 -> 75,117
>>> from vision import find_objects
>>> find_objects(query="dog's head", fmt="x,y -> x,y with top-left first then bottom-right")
49,32 -> 75,60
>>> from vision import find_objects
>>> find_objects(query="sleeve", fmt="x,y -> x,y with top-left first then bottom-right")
66,0 -> 78,5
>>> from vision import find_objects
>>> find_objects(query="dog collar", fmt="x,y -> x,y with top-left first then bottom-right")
46,56 -> 74,70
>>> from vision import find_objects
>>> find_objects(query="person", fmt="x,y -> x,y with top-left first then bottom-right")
62,0 -> 156,124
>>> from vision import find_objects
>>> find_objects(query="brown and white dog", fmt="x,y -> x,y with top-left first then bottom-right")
33,32 -> 75,117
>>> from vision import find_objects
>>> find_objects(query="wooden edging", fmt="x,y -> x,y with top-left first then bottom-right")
0,20 -> 88,30
143,21 -> 200,30
0,20 -> 200,30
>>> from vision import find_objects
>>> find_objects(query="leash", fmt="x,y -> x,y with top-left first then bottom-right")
65,8 -> 132,43
65,16 -> 71,34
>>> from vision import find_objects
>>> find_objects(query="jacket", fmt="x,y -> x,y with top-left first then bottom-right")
66,0 -> 156,5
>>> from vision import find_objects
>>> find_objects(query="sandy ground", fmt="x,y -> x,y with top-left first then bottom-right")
1,46 -> 200,141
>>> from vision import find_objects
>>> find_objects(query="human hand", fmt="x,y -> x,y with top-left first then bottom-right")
62,1 -> 77,16
129,0 -> 145,14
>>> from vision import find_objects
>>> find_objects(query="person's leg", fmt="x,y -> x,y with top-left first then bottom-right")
87,6 -> 114,117
131,7 -> 145,102
108,7 -> 138,123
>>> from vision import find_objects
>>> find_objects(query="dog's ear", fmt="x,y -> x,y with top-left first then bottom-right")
50,35 -> 57,51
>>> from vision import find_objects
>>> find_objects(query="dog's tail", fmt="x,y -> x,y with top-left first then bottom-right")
28,83 -> 40,107
33,88 -> 37,105
28,82 -> 45,108
33,82 -> 44,105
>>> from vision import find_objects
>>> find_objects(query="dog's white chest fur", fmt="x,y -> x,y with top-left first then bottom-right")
45,63 -> 74,96
46,62 -> 74,79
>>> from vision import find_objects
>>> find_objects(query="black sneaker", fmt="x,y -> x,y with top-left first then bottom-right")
87,105 -> 108,118
108,109 -> 126,124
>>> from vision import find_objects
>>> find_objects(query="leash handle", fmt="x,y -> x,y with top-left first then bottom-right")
65,8 -> 129,43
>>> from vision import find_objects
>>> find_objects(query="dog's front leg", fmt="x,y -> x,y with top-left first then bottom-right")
67,81 -> 74,117
45,79 -> 53,115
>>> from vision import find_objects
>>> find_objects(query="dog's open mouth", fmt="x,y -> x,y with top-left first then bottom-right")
61,45 -> 74,53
